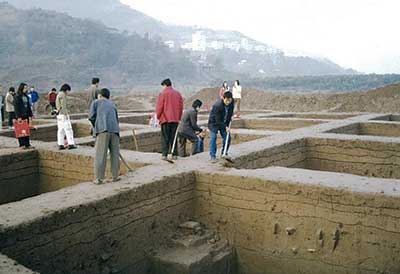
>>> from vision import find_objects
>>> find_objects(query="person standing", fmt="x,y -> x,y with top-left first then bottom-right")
27,86 -> 39,118
178,99 -> 203,157
232,80 -> 242,118
89,88 -> 120,185
208,91 -> 234,162
156,78 -> 183,161
87,78 -> 100,136
0,85 -> 4,128
14,83 -> 33,149
5,87 -> 16,129
87,78 -> 100,109
56,84 -> 77,150
219,81 -> 230,99
47,88 -> 57,111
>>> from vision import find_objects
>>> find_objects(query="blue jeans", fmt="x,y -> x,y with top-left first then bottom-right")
197,136 -> 204,153
209,129 -> 231,159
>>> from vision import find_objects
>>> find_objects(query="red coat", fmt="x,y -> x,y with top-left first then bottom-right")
156,86 -> 183,124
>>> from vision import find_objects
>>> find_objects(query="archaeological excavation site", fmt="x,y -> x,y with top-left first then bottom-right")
1,110 -> 400,274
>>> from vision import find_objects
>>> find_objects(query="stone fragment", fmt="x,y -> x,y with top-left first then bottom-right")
286,227 -> 296,235
179,221 -> 201,231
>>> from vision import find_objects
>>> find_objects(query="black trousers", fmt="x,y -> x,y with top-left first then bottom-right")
0,107 -> 4,123
8,112 -> 15,127
161,122 -> 178,157
18,136 -> 30,147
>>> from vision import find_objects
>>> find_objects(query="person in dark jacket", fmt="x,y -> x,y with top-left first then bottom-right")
14,83 -> 33,149
89,88 -> 120,184
156,78 -> 183,161
208,91 -> 234,162
178,99 -> 203,157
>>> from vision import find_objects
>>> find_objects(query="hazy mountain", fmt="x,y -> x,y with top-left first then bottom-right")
0,2 -> 199,89
5,0 -> 356,76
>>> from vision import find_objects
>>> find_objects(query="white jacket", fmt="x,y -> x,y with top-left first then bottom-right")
232,85 -> 242,99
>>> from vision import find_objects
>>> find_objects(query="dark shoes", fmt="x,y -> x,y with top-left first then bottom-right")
59,145 -> 77,150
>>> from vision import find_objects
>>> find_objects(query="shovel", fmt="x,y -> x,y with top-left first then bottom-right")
221,121 -> 234,164
119,152 -> 133,172
132,129 -> 139,151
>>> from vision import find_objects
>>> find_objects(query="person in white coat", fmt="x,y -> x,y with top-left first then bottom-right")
232,80 -> 242,118
56,84 -> 77,150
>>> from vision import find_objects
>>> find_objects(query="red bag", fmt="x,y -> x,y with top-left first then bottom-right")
14,119 -> 31,138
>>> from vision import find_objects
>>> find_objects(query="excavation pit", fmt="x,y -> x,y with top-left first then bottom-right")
266,113 -> 356,120
233,137 -> 400,179
0,149 -> 141,205
327,122 -> 400,138
1,170 -> 399,274
371,114 -> 400,122
231,118 -> 326,131
118,114 -> 151,125
78,129 -> 265,155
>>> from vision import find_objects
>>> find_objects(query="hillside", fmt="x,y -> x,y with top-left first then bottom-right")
5,0 -> 356,77
188,84 -> 400,113
0,2 -> 199,89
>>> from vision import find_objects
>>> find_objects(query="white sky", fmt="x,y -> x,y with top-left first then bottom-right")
121,0 -> 400,73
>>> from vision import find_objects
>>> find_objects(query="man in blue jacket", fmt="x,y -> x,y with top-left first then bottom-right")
27,86 -> 40,118
208,91 -> 234,162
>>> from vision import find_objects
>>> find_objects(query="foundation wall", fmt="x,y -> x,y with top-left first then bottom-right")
359,123 -> 400,137
306,138 -> 400,179
0,150 -> 39,205
268,114 -> 356,120
233,139 -> 307,170
0,173 -> 196,274
120,131 -> 161,152
371,115 -> 400,122
232,119 -> 323,131
119,115 -> 150,125
327,123 -> 360,135
37,150 -> 144,193
194,172 -> 400,274
0,124 -> 91,142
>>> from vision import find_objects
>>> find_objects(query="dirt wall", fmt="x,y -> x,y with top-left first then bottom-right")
306,137 -> 400,179
194,171 -> 400,274
0,173 -> 196,274
0,150 -> 39,205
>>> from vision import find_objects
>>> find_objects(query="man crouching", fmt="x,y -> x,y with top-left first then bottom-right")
89,88 -> 120,185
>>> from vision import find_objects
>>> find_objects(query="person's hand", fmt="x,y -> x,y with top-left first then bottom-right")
226,127 -> 230,132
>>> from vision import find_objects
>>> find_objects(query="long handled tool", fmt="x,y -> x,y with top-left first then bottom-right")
167,123 -> 180,164
221,121 -> 234,164
119,152 -> 133,172
132,129 -> 139,151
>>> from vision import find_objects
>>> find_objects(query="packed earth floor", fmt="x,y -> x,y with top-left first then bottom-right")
0,110 -> 400,274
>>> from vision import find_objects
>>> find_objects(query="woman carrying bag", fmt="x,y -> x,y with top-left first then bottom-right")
14,83 -> 34,149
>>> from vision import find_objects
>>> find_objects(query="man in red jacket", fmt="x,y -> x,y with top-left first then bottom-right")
156,78 -> 184,161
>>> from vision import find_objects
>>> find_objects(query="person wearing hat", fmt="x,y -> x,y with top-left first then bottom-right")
178,99 -> 204,157
89,88 -> 120,185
